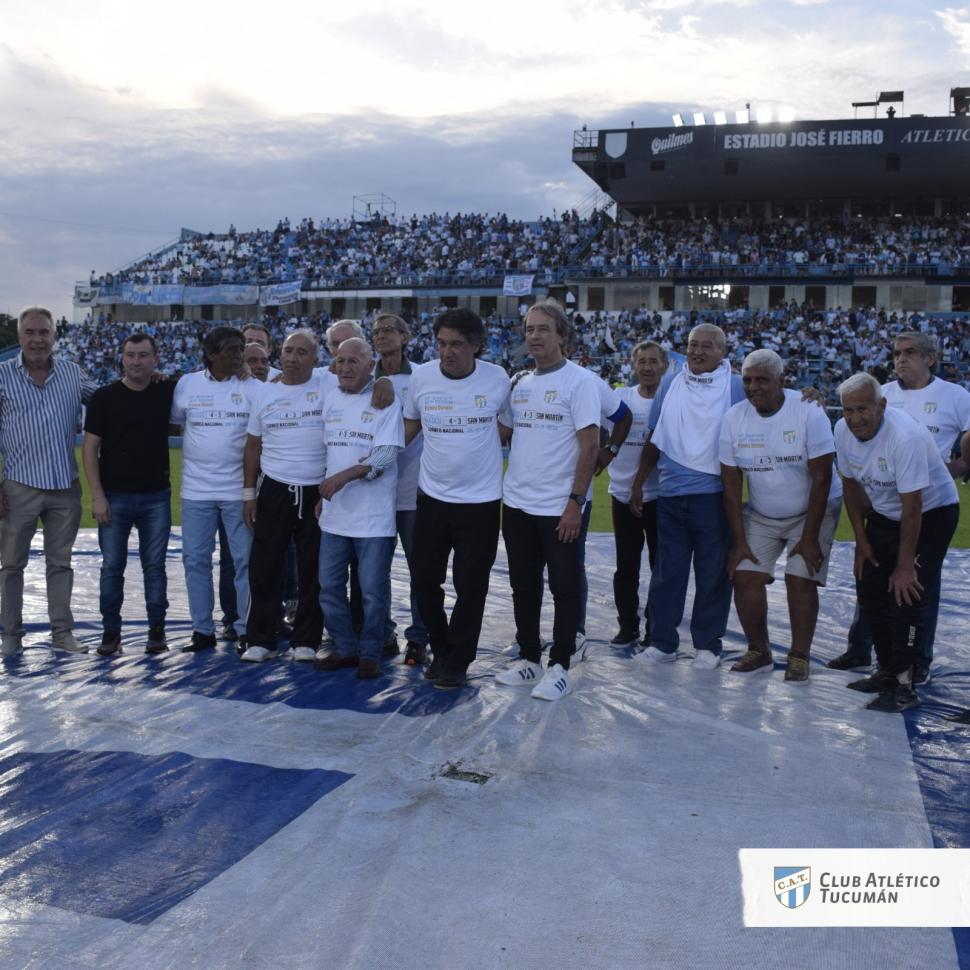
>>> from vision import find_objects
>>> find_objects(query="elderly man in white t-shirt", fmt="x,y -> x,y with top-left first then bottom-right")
240,330 -> 328,663
497,300 -> 600,701
836,373 -> 960,713
720,350 -> 842,682
314,338 -> 403,680
828,330 -> 970,680
171,326 -> 258,653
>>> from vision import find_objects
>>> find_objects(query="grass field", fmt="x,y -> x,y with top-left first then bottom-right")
76,448 -> 970,547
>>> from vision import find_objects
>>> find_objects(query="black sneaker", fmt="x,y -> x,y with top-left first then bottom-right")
913,664 -> 931,686
424,656 -> 444,681
97,630 -> 122,657
847,669 -> 894,693
948,709 -> 970,724
219,624 -> 238,643
434,669 -> 467,690
182,631 -> 217,653
611,628 -> 639,646
235,635 -> 248,657
145,626 -> 168,655
827,651 -> 872,671
404,641 -> 428,666
866,684 -> 920,713
382,637 -> 400,659
639,633 -> 652,649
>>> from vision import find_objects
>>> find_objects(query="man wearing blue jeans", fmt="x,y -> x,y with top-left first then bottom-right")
631,324 -> 744,669
171,327 -> 257,652
82,332 -> 174,656
315,338 -> 403,680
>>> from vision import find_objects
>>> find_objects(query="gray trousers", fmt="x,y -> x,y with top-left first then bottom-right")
0,479 -> 82,639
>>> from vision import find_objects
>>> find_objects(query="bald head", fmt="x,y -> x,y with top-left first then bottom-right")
334,337 -> 375,393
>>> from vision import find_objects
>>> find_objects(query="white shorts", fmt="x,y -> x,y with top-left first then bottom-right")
734,500 -> 842,586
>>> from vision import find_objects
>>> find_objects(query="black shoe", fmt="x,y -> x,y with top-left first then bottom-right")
639,633 -> 651,649
97,630 -> 122,657
145,625 -> 168,655
434,669 -> 467,690
913,664 -> 931,686
219,624 -> 238,643
847,669 -> 894,693
182,631 -> 217,653
404,641 -> 428,666
382,637 -> 400,659
424,656 -> 444,681
827,651 -> 872,671
866,684 -> 920,713
235,635 -> 248,657
610,628 -> 639,646
948,709 -> 970,724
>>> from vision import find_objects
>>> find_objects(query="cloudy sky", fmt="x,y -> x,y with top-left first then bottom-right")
2,0 -> 969,318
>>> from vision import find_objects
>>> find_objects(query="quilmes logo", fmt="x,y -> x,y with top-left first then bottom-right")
783,430 -> 796,444
475,395 -> 487,408
544,390 -> 558,403
361,410 -> 375,423
924,402 -> 938,414
878,457 -> 889,473
306,391 -> 319,403
231,393 -> 243,405
651,131 -> 694,155
775,867 -> 811,908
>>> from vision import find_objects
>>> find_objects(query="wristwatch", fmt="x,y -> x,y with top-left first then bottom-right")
569,492 -> 587,508
605,443 -> 620,456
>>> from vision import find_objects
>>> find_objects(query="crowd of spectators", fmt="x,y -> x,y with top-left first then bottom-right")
88,211 -> 970,290
58,303 -> 970,404
92,212 -> 598,289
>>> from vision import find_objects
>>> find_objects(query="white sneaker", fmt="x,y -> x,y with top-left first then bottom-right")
502,640 -> 521,657
634,646 -> 677,664
240,645 -> 277,663
52,633 -> 88,654
291,646 -> 316,662
676,646 -> 697,660
692,650 -> 721,670
531,663 -> 572,701
573,633 -> 588,662
495,659 -> 542,686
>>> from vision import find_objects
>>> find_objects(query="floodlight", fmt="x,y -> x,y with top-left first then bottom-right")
672,114 -> 685,127
735,109 -> 750,124
713,111 -> 728,125
777,106 -> 795,123
756,106 -> 773,123
693,112 -> 706,126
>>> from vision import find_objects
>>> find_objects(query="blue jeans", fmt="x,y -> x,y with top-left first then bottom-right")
98,489 -> 171,631
319,533 -> 394,662
648,492 -> 732,656
181,499 -> 252,636
383,509 -> 429,646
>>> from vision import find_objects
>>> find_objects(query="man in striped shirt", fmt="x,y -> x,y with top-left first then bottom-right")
0,307 -> 98,656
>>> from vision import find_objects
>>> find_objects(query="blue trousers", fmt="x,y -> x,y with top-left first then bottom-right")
647,492 -> 732,656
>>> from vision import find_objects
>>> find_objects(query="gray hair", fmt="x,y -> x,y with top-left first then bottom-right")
525,299 -> 571,339
688,323 -> 727,352
335,336 -> 373,359
894,330 -> 938,358
373,312 -> 409,336
18,306 -> 54,328
326,319 -> 364,345
632,340 -> 669,368
838,372 -> 883,402
285,328 -> 320,352
742,349 -> 784,378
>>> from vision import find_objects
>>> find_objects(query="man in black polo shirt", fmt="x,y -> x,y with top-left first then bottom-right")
82,333 -> 175,656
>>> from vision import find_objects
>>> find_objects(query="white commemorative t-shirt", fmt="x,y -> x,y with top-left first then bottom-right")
587,378 -> 625,501
882,377 -> 970,460
835,407 -> 958,520
503,359 -> 602,516
319,390 -> 403,537
267,365 -> 282,381
383,366 -> 423,512
403,360 -> 511,504
608,385 -> 659,504
246,374 -> 329,486
171,371 -> 260,501
719,389 -> 842,518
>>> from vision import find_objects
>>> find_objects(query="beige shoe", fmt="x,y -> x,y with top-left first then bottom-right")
52,633 -> 89,654
730,649 -> 773,674
1,636 -> 23,657
784,655 -> 810,682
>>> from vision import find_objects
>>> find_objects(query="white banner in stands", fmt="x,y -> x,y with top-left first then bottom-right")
502,274 -> 534,296
259,281 -> 303,306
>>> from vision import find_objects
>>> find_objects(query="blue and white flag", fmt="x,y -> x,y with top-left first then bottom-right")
259,281 -> 303,307
503,275 -> 535,297
183,285 -> 259,306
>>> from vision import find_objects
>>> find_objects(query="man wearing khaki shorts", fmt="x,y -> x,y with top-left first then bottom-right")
719,350 -> 842,681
